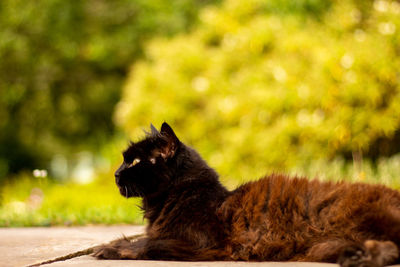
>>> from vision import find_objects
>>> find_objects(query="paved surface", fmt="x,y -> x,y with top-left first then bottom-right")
0,225 -> 396,267
49,256 -> 337,267
0,226 -> 144,267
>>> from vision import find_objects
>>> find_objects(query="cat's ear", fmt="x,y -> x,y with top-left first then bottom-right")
150,123 -> 159,135
159,122 -> 179,159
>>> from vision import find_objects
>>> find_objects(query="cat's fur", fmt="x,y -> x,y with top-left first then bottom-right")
94,123 -> 400,266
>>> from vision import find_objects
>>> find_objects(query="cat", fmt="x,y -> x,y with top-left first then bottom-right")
94,122 -> 400,267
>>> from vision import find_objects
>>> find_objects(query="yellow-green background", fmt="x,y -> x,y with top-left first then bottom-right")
1,0 -> 400,226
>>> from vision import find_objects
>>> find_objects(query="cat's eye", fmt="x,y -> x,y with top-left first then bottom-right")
128,158 -> 141,167
149,158 -> 156,164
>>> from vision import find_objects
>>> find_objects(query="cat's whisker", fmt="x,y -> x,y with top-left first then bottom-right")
125,186 -> 128,198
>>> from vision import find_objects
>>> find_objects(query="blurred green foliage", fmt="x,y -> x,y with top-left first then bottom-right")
1,154 -> 400,226
2,0 -> 400,226
0,172 -> 142,226
0,0 -> 219,180
116,0 -> 400,180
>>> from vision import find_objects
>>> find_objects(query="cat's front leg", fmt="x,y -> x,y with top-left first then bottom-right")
93,237 -> 148,259
95,237 -> 229,261
133,239 -> 228,261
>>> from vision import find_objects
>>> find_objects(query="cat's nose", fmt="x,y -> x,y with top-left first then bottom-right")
114,163 -> 125,183
115,170 -> 121,183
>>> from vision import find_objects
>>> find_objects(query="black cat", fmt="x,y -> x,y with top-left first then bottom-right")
94,122 -> 400,267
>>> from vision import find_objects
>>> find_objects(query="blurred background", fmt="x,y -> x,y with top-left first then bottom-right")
1,0 -> 400,226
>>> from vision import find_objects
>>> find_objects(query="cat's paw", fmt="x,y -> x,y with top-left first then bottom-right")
93,244 -> 140,259
338,244 -> 373,267
338,240 -> 400,267
93,246 -> 122,259
364,240 -> 399,266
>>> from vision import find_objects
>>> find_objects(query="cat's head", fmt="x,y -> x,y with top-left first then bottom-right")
115,122 -> 181,198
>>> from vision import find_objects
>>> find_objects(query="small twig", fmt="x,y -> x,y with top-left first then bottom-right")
26,234 -> 144,267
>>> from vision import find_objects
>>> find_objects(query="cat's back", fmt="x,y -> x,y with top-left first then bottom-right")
218,173 -> 400,238
218,174 -> 316,228
218,174 -> 400,261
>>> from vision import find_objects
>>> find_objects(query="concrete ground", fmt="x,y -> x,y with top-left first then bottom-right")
0,226 -> 395,267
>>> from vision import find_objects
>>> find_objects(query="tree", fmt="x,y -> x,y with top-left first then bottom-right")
0,0 -> 219,180
116,0 -> 400,180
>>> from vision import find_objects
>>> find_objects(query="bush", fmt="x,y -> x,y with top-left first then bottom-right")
116,0 -> 400,180
0,0 -> 219,180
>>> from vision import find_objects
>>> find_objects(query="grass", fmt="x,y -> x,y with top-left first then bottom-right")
0,172 -> 144,227
1,155 -> 400,227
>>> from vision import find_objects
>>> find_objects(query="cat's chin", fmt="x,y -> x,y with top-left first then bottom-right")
118,185 -> 133,198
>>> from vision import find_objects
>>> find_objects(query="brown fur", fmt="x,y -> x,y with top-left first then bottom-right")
94,123 -> 400,266
218,175 -> 400,264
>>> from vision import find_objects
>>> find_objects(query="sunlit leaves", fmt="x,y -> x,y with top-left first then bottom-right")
117,0 -> 400,181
